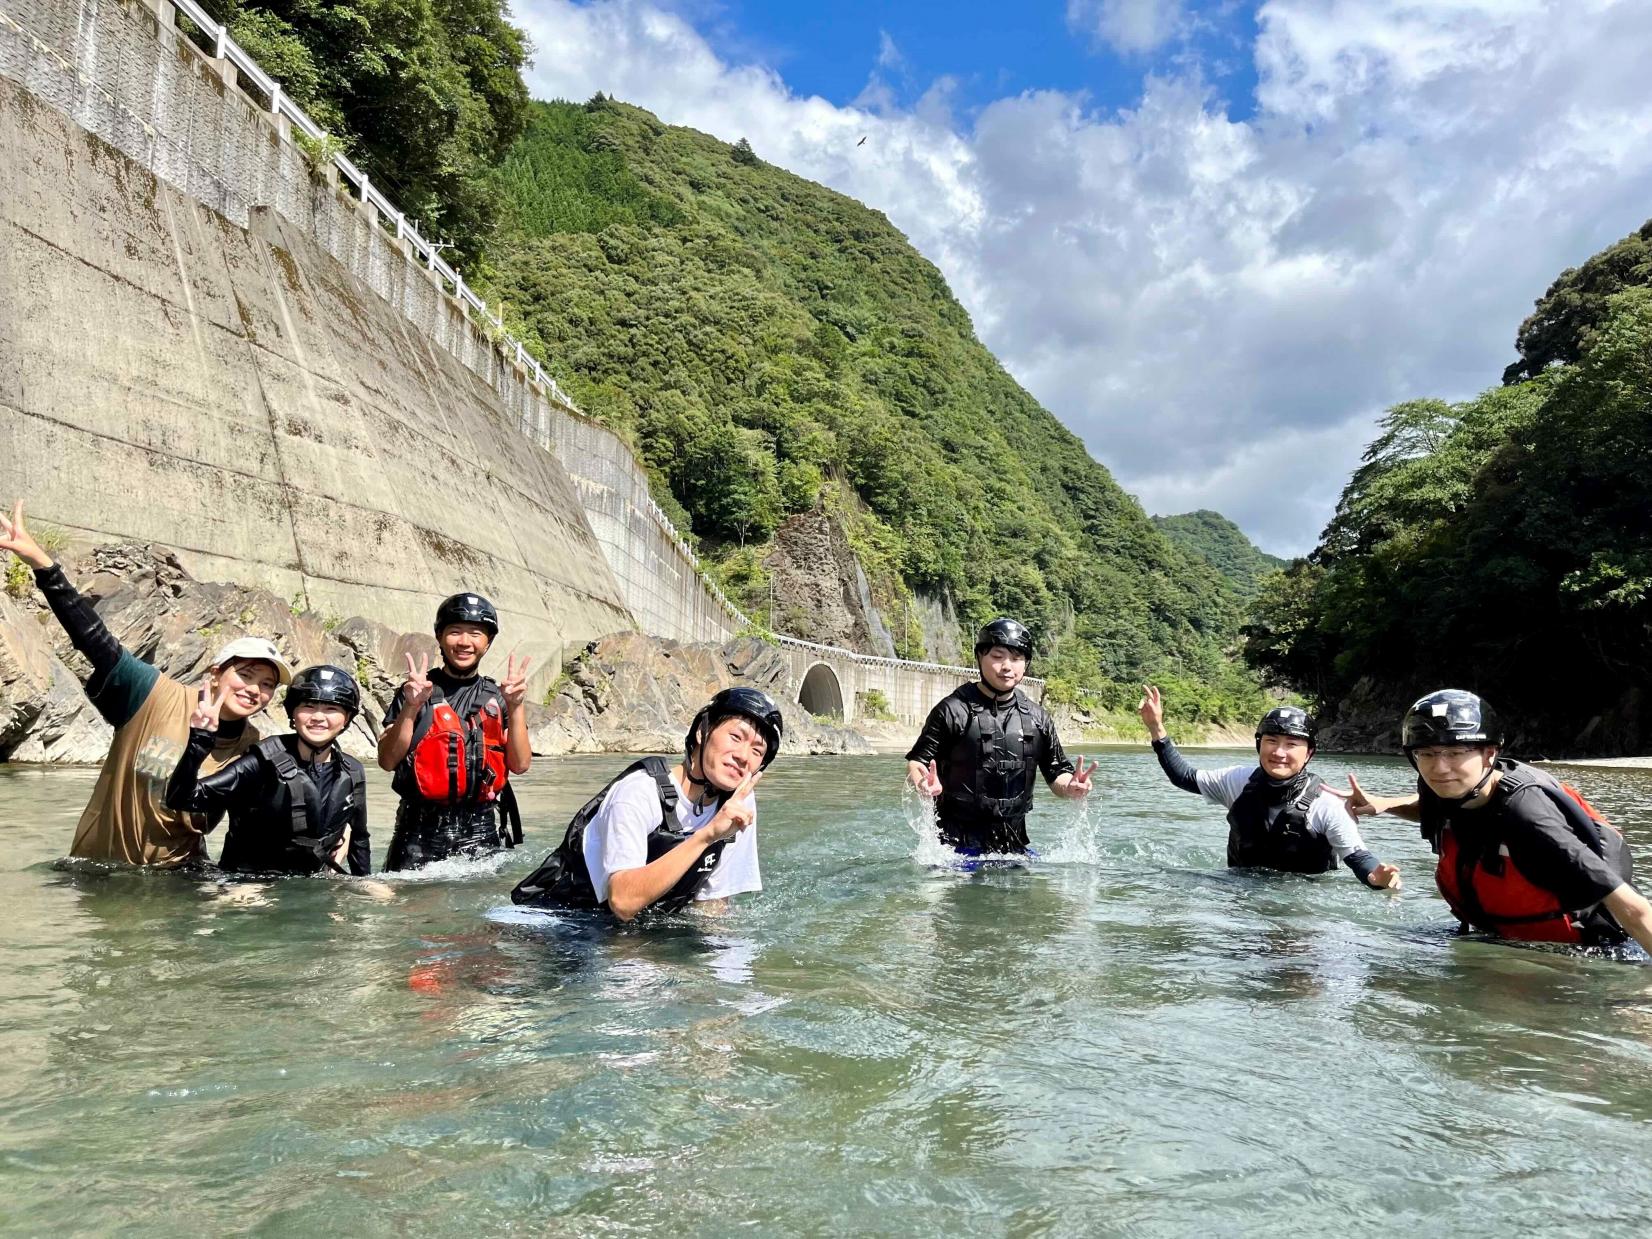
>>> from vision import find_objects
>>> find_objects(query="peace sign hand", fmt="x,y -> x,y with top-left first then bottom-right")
402,651 -> 435,711
0,500 -> 52,570
1066,756 -> 1098,797
190,676 -> 232,732
500,653 -> 532,712
704,770 -> 762,843
911,759 -> 942,798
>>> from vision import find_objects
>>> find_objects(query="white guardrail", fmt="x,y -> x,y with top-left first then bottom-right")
167,0 -> 996,686
171,0 -> 574,411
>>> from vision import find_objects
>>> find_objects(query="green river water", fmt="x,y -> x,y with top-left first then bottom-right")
4,749 -> 1652,1236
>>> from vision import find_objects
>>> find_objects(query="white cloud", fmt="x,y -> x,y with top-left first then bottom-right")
514,0 -> 1652,556
1067,0 -> 1188,55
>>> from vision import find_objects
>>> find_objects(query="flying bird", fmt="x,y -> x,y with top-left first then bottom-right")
857,135 -> 867,147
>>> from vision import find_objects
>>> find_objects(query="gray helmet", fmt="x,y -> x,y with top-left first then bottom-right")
284,664 -> 362,720
685,687 -> 784,772
434,592 -> 499,639
1401,689 -> 1504,751
1256,705 -> 1316,747
975,617 -> 1034,660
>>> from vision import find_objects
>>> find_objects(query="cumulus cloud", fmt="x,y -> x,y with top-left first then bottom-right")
515,0 -> 1652,555
1067,0 -> 1188,55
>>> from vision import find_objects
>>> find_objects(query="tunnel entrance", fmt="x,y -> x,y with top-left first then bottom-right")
798,662 -> 845,720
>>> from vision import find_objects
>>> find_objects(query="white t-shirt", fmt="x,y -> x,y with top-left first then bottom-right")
1195,765 -> 1367,862
581,768 -> 762,905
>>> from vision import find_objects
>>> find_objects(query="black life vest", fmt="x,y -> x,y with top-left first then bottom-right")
940,689 -> 1042,823
1430,760 -> 1632,943
511,757 -> 730,915
219,737 -> 366,875
1225,769 -> 1336,874
395,680 -> 522,846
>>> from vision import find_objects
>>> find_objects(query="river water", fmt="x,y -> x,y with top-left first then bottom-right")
4,749 -> 1652,1236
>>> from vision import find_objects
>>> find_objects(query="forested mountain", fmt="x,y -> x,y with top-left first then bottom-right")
1152,512 -> 1283,599
482,100 -> 1267,718
1245,219 -> 1652,754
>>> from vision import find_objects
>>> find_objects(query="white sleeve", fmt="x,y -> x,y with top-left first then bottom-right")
581,772 -> 665,904
1195,766 -> 1252,809
1311,792 -> 1366,862
698,794 -> 762,900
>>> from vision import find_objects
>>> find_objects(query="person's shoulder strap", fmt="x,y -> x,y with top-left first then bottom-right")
639,755 -> 680,817
257,734 -> 301,782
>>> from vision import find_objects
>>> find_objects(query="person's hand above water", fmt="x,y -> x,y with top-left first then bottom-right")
1055,756 -> 1097,799
702,770 -> 761,844
1325,774 -> 1421,820
1368,862 -> 1402,892
908,759 -> 942,798
190,677 -> 232,732
1138,685 -> 1167,742
499,653 -> 531,713
401,650 -> 435,712
0,500 -> 53,570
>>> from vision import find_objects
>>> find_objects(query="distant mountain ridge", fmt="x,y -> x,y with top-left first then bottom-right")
1152,511 -> 1285,599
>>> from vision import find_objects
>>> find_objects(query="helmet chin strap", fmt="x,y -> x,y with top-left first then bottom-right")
1407,750 -> 1500,806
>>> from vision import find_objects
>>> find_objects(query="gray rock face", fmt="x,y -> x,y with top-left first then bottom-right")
767,510 -> 896,658
527,632 -> 871,758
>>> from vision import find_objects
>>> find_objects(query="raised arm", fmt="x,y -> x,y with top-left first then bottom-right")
377,652 -> 434,771
1140,685 -> 1203,793
2,500 -> 123,683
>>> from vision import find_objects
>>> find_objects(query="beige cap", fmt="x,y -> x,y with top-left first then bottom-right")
210,636 -> 294,685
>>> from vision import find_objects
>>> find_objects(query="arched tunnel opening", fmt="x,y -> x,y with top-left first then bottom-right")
798,662 -> 846,720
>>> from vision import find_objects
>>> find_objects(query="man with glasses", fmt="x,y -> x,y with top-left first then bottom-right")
1350,689 -> 1652,951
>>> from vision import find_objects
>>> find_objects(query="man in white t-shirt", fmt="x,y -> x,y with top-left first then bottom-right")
1138,687 -> 1401,890
512,687 -> 782,920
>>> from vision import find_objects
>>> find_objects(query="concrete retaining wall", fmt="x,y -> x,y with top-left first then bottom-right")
0,60 -> 634,679
0,0 -> 746,662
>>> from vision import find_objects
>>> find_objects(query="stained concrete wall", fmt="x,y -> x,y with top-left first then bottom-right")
0,0 -> 748,658
0,68 -> 633,679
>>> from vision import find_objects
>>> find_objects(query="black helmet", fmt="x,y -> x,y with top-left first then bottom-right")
1256,705 -> 1316,747
284,664 -> 362,720
684,686 -> 784,773
434,592 -> 499,639
975,617 -> 1034,659
1401,689 -> 1504,751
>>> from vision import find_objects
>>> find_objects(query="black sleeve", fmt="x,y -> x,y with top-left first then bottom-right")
1152,737 -> 1202,794
905,700 -> 955,765
347,768 -> 372,876
34,563 -> 123,681
1343,848 -> 1382,886
1039,714 -> 1076,783
1505,787 -> 1628,909
164,728 -> 264,832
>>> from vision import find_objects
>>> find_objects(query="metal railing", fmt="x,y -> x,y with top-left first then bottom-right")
170,0 -> 574,411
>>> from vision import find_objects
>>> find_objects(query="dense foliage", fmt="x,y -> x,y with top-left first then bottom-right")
1152,511 -> 1283,600
1505,220 -> 1652,384
197,0 -> 530,263
485,100 -> 1269,719
1245,249 -> 1652,752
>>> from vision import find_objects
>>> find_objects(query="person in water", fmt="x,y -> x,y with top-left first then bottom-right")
377,592 -> 531,870
905,618 -> 1094,855
165,665 -> 371,876
512,687 -> 780,920
0,500 -> 292,867
1138,686 -> 1401,889
1346,689 -> 1652,951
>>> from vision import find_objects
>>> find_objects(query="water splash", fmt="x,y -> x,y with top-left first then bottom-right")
1042,797 -> 1102,866
901,784 -> 958,868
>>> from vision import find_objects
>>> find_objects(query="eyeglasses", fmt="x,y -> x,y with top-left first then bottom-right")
1410,746 -> 1487,764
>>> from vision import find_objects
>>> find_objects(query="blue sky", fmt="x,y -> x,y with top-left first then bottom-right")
691,1 -> 1261,123
517,1 -> 1652,556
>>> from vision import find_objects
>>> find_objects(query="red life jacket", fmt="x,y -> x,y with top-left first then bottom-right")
1433,762 -> 1629,943
407,684 -> 510,805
